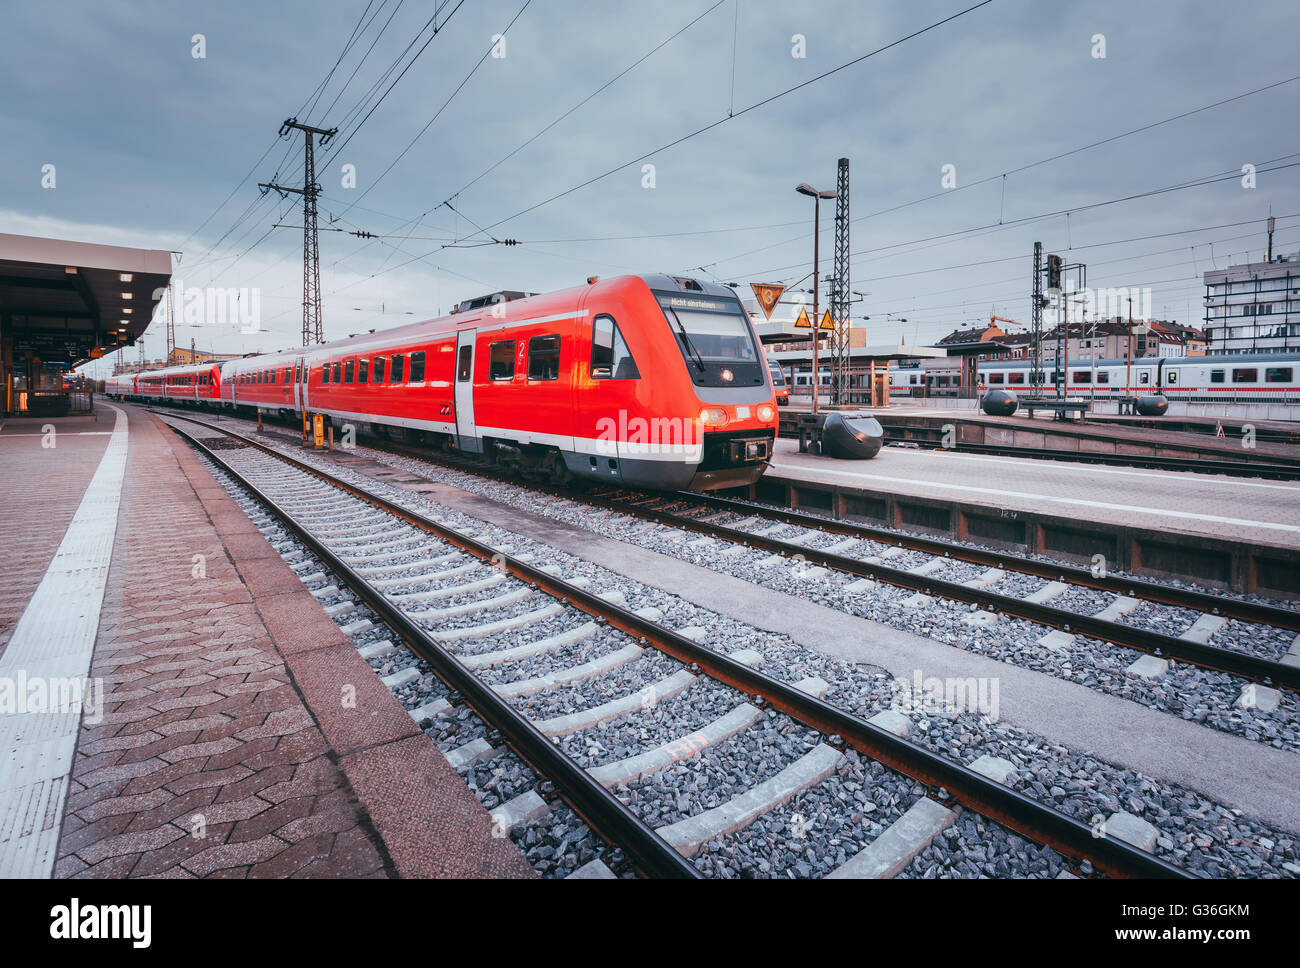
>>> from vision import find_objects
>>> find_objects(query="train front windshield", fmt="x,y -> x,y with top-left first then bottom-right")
654,292 -> 765,388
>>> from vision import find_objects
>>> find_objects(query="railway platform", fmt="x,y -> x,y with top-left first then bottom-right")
0,405 -> 534,878
756,438 -> 1300,598
779,404 -> 1300,465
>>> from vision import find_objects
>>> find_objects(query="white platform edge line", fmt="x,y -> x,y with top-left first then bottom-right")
0,405 -> 129,879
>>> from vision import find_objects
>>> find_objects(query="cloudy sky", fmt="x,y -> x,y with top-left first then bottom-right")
3,0 -> 1297,376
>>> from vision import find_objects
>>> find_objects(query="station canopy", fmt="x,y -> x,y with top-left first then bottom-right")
0,233 -> 172,367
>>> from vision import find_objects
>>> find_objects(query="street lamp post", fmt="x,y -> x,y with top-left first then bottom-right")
796,182 -> 836,413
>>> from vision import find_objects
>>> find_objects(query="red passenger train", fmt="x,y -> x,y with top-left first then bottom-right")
113,274 -> 780,491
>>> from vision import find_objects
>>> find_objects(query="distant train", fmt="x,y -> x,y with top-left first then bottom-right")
106,273 -> 779,491
891,353 -> 1300,402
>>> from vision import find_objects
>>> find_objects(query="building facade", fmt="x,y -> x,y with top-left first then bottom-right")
1203,253 -> 1300,354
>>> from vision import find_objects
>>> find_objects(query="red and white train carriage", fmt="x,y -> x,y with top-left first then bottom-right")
149,274 -> 779,491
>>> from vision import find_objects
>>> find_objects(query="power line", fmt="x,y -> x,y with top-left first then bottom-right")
370,0 -> 996,279
731,153 -> 1300,281
325,0 -> 468,162
445,0 -> 728,205
333,0 -> 732,276
315,0 -> 410,124
339,0 -> 533,215
693,70 -> 1300,276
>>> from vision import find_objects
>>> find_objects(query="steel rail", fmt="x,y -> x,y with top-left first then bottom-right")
886,438 -> 1300,480
234,408 -> 1300,632
162,411 -> 1193,879
587,492 -> 1300,691
166,420 -> 700,879
669,489 -> 1300,633
154,407 -> 1300,683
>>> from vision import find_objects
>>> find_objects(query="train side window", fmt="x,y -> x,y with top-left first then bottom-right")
373,356 -> 386,383
270,369 -> 276,384
1167,371 -> 1178,384
1074,371 -> 1090,383
391,354 -> 405,383
1210,369 -> 1225,383
294,361 -> 302,383
358,358 -> 369,384
344,359 -> 354,384
1232,368 -> 1257,383
409,351 -> 426,383
1139,371 -> 1150,384
1008,372 -> 1024,385
528,335 -> 562,381
489,340 -> 515,380
457,346 -> 472,382
1266,367 -> 1292,383
1096,371 -> 1109,384
591,315 -> 639,380
988,373 -> 1004,384
332,361 -> 342,383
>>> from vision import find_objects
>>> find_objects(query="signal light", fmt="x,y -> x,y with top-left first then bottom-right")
1046,254 -> 1063,290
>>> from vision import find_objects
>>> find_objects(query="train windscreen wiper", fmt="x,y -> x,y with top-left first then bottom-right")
669,308 -> 707,373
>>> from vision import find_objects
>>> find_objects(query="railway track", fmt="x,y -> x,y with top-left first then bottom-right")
160,411 -> 1198,879
881,438 -> 1300,481
162,408 -> 1297,693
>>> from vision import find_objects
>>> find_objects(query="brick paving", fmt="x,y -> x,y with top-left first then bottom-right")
0,413 -> 114,654
35,406 -> 533,878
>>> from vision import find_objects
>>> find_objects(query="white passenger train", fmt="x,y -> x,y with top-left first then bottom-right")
891,353 -> 1300,403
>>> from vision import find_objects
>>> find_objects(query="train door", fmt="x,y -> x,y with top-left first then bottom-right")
454,329 -> 479,452
576,297 -> 627,482
294,356 -> 307,412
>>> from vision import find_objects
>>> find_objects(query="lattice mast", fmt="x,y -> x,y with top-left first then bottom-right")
830,158 -> 852,406
1030,241 -> 1044,393
165,281 -> 176,364
259,118 -> 337,346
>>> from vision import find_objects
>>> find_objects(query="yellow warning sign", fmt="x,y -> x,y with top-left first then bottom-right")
793,306 -> 812,328
750,282 -> 787,319
313,413 -> 325,448
819,309 -> 835,331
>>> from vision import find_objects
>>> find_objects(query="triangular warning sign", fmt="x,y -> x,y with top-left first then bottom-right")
819,309 -> 835,331
750,283 -> 787,320
793,306 -> 812,328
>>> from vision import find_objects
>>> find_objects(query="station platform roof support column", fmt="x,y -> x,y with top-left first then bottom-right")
0,233 -> 172,416
936,339 -> 1014,399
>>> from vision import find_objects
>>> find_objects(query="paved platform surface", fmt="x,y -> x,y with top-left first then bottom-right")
768,439 -> 1300,547
1,405 -> 534,879
0,413 -> 117,652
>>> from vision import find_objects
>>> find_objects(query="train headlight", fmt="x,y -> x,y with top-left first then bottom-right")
699,407 -> 729,427
757,404 -> 775,423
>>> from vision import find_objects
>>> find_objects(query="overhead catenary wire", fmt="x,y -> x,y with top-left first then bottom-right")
352,1 -> 997,281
